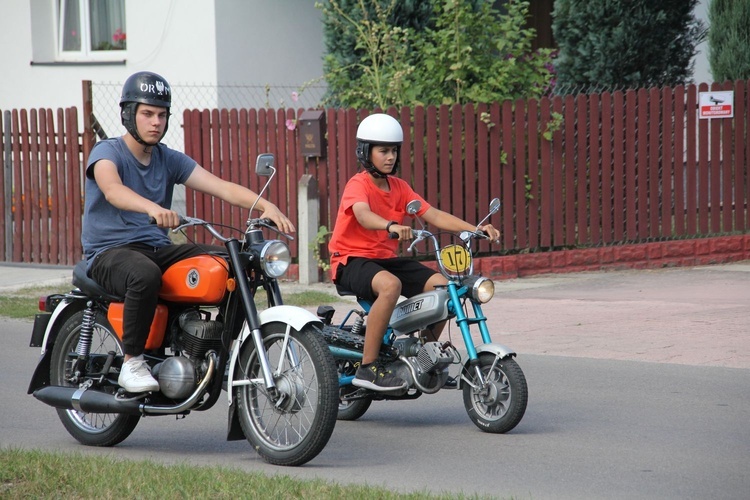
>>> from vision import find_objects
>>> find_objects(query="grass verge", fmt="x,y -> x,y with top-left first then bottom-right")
0,448 -> 479,499
0,285 -> 345,321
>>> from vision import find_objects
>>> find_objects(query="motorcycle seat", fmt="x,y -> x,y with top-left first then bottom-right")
72,261 -> 123,302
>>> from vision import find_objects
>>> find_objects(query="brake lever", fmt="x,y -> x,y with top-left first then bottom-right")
252,218 -> 295,241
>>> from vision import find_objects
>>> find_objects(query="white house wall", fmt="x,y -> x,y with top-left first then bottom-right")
1,1 -> 325,125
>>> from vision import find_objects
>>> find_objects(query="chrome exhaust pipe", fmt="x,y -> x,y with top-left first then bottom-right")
32,352 -> 218,416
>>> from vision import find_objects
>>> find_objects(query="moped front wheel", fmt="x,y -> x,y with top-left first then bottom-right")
49,310 -> 140,446
462,353 -> 527,434
234,322 -> 338,466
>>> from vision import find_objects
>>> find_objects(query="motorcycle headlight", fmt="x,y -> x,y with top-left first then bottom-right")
468,276 -> 495,304
260,241 -> 291,278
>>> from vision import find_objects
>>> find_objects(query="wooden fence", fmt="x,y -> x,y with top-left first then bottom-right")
2,80 -> 748,266
185,80 -> 750,262
1,107 -> 84,265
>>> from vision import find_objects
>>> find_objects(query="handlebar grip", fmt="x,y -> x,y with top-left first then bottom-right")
148,215 -> 188,226
476,229 -> 489,238
388,232 -> 399,239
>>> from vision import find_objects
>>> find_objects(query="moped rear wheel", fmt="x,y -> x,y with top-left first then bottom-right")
336,358 -> 372,421
462,353 -> 527,433
50,310 -> 140,446
234,322 -> 338,466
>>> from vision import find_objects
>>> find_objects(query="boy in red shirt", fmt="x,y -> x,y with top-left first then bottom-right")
328,113 -> 500,391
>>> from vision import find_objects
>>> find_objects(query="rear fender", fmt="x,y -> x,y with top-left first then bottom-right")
38,297 -> 84,356
28,297 -> 86,394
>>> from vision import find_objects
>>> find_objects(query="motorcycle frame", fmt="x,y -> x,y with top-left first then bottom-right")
331,277 -> 515,389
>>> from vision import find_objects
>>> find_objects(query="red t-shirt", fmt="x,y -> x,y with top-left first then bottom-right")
328,172 -> 430,279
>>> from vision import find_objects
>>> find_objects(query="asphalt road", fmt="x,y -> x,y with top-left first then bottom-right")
2,262 -> 749,499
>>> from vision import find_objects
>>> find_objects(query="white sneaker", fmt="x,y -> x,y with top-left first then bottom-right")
118,355 -> 159,393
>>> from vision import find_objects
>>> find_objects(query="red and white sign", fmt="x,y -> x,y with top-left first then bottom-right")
699,91 -> 734,119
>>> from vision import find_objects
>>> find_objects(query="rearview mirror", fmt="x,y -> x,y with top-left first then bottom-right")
255,153 -> 275,177
406,200 -> 422,215
488,198 -> 501,215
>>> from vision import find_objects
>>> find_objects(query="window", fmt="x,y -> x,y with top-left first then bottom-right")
57,0 -> 126,61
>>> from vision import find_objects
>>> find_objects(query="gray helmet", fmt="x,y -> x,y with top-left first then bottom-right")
355,113 -> 404,178
119,71 -> 171,145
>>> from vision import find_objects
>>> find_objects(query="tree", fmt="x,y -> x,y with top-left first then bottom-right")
316,0 -> 554,109
708,0 -> 750,82
552,0 -> 705,93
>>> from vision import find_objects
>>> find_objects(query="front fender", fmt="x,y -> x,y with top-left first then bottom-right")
226,306 -> 323,405
458,343 -> 516,390
258,305 -> 322,331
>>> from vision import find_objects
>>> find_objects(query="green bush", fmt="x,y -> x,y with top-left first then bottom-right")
316,0 -> 553,108
552,0 -> 705,92
708,0 -> 750,82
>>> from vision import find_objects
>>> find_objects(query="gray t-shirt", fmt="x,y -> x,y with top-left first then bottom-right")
82,137 -> 197,267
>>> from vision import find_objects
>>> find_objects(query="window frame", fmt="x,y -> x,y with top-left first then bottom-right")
56,0 -> 127,62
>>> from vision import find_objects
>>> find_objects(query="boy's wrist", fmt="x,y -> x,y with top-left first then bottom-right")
386,221 -> 397,232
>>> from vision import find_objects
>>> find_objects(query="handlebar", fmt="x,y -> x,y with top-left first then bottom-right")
148,215 -> 293,242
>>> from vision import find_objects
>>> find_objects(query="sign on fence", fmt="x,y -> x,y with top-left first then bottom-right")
698,90 -> 734,118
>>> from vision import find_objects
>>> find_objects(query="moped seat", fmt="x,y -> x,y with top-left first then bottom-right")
72,261 -> 123,302
335,285 -> 359,298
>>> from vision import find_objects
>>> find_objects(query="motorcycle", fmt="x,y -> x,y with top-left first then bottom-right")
28,153 -> 339,466
316,198 -> 528,433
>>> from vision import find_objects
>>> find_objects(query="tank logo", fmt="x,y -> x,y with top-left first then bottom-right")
186,269 -> 200,289
394,299 -> 423,319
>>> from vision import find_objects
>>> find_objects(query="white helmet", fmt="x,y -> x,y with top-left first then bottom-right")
355,113 -> 404,177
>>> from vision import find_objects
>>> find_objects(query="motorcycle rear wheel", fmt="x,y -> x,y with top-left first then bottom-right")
50,310 -> 140,446
234,322 -> 338,466
462,353 -> 527,434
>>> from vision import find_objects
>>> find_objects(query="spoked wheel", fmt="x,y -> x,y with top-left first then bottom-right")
462,353 -> 527,434
49,310 -> 140,446
234,322 -> 338,466
336,358 -> 372,421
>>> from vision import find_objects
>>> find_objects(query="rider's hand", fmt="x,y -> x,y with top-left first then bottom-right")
480,224 -> 500,243
260,203 -> 296,234
148,209 -> 181,228
390,224 -> 413,241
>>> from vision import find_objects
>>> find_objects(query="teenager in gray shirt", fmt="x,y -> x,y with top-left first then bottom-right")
83,71 -> 294,393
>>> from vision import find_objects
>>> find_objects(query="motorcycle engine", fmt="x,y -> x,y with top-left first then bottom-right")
154,310 -> 224,399
390,339 -> 453,391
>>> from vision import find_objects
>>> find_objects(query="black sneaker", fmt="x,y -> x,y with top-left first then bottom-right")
442,375 -> 458,389
352,362 -> 407,392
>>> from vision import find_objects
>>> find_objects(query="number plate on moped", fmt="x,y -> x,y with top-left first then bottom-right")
440,244 -> 471,275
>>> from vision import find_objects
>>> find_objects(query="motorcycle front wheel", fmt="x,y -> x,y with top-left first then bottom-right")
462,353 -> 527,434
49,309 -> 140,446
234,322 -> 338,466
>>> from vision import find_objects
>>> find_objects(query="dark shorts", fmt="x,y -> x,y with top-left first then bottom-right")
334,257 -> 438,302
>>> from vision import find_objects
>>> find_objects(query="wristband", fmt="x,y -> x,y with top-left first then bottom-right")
386,221 -> 397,232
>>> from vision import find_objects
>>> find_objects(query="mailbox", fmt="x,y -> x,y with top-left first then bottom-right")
298,109 -> 326,158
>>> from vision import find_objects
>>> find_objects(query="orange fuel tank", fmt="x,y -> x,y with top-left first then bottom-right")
159,255 -> 229,304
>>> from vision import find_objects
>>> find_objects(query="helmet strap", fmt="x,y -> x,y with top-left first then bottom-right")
121,102 -> 169,146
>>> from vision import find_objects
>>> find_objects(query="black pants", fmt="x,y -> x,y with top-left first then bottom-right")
89,243 -> 223,356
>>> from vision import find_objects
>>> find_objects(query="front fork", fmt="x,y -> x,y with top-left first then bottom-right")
447,282 -> 492,387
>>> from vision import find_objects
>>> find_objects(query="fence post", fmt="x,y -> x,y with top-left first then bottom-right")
81,80 -> 95,159
297,174 -> 319,285
3,110 -> 11,261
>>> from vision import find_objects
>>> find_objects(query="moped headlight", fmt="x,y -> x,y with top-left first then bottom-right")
469,277 -> 495,304
260,241 -> 291,278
